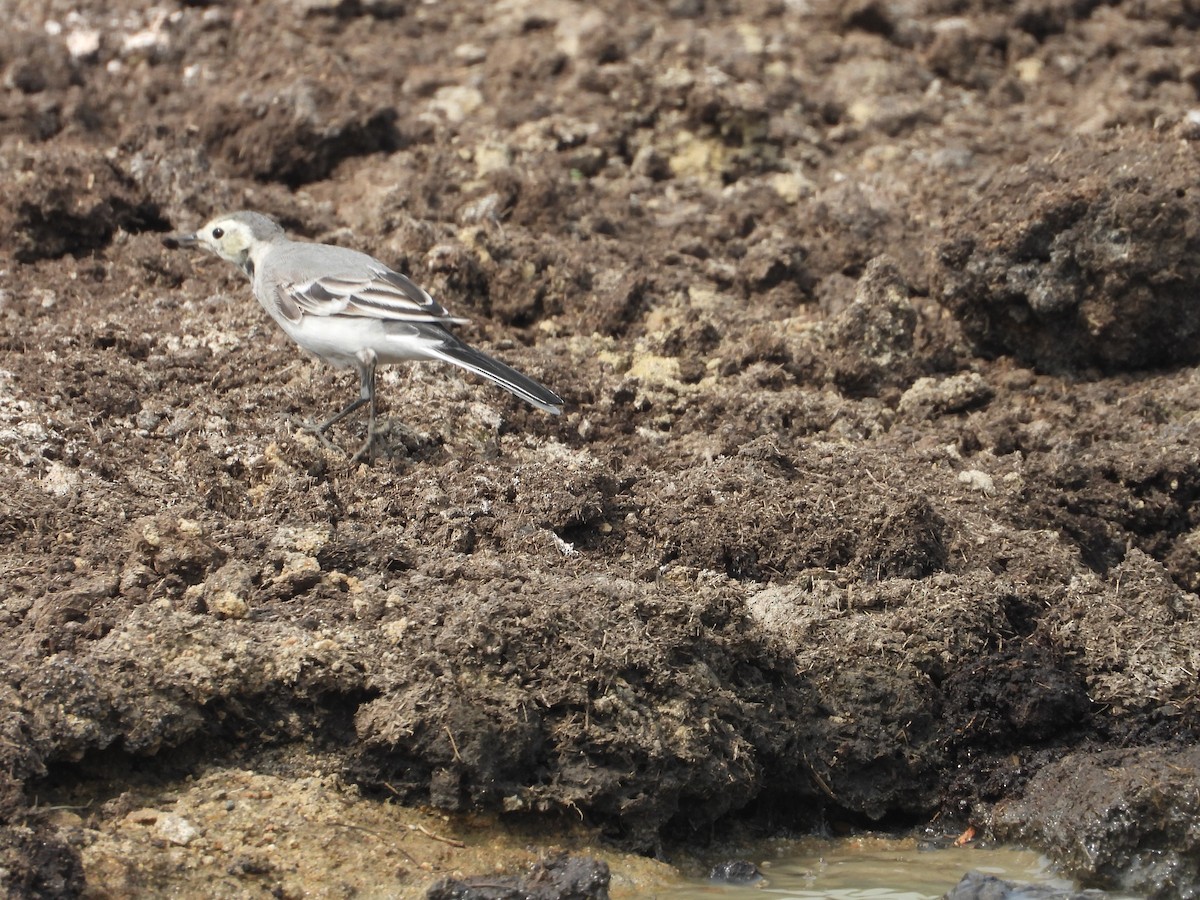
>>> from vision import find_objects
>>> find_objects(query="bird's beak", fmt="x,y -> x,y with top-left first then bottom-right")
162,231 -> 199,250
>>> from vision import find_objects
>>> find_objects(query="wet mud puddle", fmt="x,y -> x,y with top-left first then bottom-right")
657,836 -> 1131,899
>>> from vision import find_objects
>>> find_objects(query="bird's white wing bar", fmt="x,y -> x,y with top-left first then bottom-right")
278,266 -> 470,325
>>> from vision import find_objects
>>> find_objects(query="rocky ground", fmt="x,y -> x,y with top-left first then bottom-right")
2,0 -> 1200,897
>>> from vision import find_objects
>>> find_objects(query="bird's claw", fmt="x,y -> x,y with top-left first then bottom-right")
283,414 -> 339,450
349,430 -> 378,466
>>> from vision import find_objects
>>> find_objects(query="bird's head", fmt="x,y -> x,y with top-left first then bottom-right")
163,211 -> 284,277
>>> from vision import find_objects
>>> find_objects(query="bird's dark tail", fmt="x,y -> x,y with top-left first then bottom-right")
431,340 -> 563,414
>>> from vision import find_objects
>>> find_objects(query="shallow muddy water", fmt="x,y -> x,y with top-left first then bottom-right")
656,837 -> 1118,900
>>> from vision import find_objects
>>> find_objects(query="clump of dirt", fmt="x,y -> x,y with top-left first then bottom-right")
933,137 -> 1200,373
3,0 -> 1200,897
993,745 -> 1200,898
0,824 -> 82,898
5,148 -> 169,262
427,853 -> 611,900
198,75 -> 403,187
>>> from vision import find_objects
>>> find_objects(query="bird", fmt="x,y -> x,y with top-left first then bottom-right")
162,211 -> 563,463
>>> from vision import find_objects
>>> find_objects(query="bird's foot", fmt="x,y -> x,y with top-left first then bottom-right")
349,429 -> 378,466
349,421 -> 433,465
283,414 -> 338,450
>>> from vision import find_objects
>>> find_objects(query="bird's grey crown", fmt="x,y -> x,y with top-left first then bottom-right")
225,211 -> 285,242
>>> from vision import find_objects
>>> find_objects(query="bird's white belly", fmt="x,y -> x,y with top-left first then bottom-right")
279,315 -> 441,367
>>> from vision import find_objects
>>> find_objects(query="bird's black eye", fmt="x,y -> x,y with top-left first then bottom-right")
212,227 -> 224,239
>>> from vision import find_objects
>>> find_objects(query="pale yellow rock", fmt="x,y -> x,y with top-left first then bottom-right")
736,22 -> 764,54
769,171 -> 815,204
474,141 -> 513,177
1015,58 -> 1042,84
142,522 -> 163,548
381,617 -> 409,643
209,591 -> 250,620
272,526 -> 330,556
847,99 -> 876,125
428,85 -> 483,123
626,354 -> 682,386
669,133 -> 729,183
277,552 -> 320,584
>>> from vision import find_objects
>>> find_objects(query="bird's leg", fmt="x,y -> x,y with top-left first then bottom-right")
314,392 -> 369,434
350,354 -> 378,465
289,389 -> 366,450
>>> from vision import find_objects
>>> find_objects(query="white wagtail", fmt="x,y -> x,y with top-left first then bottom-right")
163,211 -> 563,462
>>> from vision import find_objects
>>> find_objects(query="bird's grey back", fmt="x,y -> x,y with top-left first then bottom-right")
260,235 -> 386,284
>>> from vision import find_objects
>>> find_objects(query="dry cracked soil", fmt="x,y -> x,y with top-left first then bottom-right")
2,0 -> 1200,898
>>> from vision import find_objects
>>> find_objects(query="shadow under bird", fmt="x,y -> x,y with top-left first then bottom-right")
163,211 -> 563,462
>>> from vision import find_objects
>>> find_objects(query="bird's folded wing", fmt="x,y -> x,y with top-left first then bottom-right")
277,267 -> 469,324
